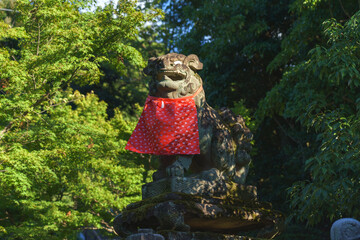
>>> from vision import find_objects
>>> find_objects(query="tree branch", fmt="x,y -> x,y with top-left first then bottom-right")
38,97 -> 83,114
0,67 -> 79,141
274,116 -> 308,162
328,0 -> 334,18
273,116 -> 300,145
0,92 -> 51,141
0,122 -> 13,141
37,22 -> 41,56
0,8 -> 15,12
338,0 -> 351,18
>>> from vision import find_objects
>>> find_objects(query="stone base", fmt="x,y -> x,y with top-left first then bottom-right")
158,230 -> 266,240
142,176 -> 257,200
114,191 -> 283,239
125,229 -> 267,240
126,229 -> 165,240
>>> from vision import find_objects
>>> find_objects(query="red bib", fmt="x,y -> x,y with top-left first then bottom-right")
125,88 -> 201,155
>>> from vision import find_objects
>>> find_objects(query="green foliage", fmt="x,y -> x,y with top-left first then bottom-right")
159,0 -> 360,236
0,90 -> 149,239
0,0 -> 161,238
2,0 -> 360,238
0,0 -> 151,138
157,0 -> 291,108
260,11 -> 360,225
0,0 -> 19,27
231,99 -> 258,132
73,0 -> 165,116
268,0 -> 359,72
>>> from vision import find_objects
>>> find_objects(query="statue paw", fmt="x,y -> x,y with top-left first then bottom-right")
153,170 -> 166,181
166,161 -> 184,177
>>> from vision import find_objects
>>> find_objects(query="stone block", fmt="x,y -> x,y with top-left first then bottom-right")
142,177 -> 257,201
126,229 -> 164,240
142,176 -> 227,199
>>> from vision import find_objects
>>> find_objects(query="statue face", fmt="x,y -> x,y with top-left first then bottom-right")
144,53 -> 203,99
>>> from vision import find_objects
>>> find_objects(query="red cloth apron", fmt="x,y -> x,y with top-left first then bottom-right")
125,87 -> 202,155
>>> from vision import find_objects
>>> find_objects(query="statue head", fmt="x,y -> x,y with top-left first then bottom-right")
143,53 -> 203,99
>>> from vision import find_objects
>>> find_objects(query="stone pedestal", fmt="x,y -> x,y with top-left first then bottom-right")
126,229 -> 165,240
142,176 -> 256,200
158,230 -> 264,240
114,177 -> 283,240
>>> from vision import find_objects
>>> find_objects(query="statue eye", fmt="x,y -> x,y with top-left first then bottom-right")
174,61 -> 182,65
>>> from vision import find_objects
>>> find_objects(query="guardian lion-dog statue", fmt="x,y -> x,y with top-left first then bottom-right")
143,53 -> 252,185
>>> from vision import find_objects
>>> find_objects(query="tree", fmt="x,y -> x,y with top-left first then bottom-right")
74,0 -> 165,116
156,0 -> 293,109
259,10 -> 360,226
0,90 -> 148,239
157,0 -> 360,238
0,0 -> 19,27
0,0 -> 160,238
0,0 -> 154,139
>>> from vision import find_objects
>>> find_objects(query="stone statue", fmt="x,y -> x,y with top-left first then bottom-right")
115,53 -> 283,240
331,218 -> 360,240
142,53 -> 252,185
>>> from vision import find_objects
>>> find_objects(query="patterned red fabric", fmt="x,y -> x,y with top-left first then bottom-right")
125,88 -> 202,155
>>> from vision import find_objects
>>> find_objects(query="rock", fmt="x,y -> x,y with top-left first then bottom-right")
330,218 -> 360,240
158,230 -> 265,240
126,229 -> 165,240
142,175 -> 226,199
114,191 -> 283,239
142,175 -> 257,200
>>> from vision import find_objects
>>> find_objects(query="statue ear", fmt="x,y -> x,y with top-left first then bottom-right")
143,57 -> 157,76
184,54 -> 203,71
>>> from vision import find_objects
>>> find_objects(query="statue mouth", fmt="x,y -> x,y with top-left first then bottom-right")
155,70 -> 187,91
158,69 -> 186,81
157,76 -> 181,90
